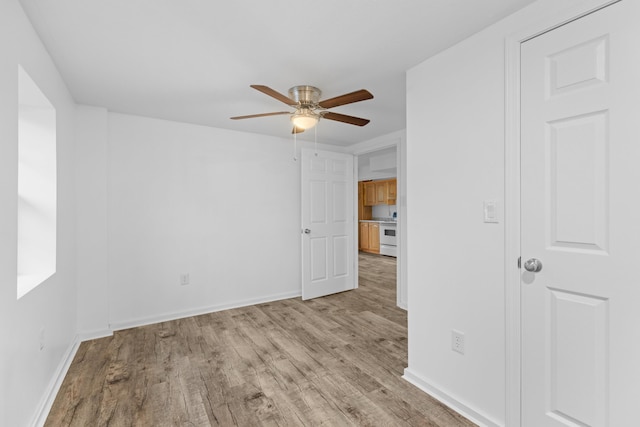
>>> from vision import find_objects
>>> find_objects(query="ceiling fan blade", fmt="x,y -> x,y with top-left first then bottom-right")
318,89 -> 373,109
250,85 -> 297,106
322,112 -> 370,126
292,126 -> 305,134
230,111 -> 290,120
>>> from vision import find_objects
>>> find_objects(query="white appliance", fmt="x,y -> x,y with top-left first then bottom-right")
379,223 -> 397,257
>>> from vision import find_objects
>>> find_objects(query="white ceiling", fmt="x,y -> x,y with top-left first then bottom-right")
18,0 -> 536,146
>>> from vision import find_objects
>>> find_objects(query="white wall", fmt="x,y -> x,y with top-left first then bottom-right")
76,105 -> 110,337
75,109 -> 347,334
76,109 -> 346,334
0,1 -> 78,425
106,113 -> 304,328
372,204 -> 397,219
404,0 -> 604,425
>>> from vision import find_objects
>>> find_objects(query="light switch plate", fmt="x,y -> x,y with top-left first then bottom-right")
484,200 -> 499,223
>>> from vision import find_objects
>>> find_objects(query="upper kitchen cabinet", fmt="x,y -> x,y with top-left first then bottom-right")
387,178 -> 397,202
375,181 -> 387,204
364,181 -> 377,207
362,178 -> 397,206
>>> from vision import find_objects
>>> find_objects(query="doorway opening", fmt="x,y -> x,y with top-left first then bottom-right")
355,145 -> 403,309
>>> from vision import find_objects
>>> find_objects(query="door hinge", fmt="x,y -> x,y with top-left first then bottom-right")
517,256 -> 521,268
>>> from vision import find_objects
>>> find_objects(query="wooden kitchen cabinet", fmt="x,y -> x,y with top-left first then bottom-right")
361,178 -> 397,206
358,182 -> 372,220
375,181 -> 387,204
359,222 -> 369,251
369,223 -> 380,252
364,181 -> 376,206
359,222 -> 380,254
387,179 -> 397,201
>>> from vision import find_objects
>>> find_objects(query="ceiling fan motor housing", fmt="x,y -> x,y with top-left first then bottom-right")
289,86 -> 321,106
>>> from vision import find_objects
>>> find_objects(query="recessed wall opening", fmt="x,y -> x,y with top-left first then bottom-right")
17,65 -> 57,299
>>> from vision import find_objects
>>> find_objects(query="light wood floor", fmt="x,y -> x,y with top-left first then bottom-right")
46,253 -> 476,426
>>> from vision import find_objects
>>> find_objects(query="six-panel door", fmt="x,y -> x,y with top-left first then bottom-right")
301,148 -> 355,300
521,1 -> 640,425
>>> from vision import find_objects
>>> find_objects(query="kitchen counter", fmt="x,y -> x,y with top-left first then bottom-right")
360,218 -> 397,224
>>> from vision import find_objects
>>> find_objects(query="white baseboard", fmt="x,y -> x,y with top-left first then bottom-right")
402,368 -> 502,427
78,328 -> 113,342
109,290 -> 302,332
31,335 -> 81,427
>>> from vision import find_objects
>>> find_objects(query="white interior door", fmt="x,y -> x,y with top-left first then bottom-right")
521,1 -> 640,425
301,148 -> 355,300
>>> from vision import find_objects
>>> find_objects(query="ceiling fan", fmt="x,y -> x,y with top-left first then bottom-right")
230,85 -> 374,133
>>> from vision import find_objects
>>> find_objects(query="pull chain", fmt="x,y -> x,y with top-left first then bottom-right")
314,123 -> 318,156
293,129 -> 298,161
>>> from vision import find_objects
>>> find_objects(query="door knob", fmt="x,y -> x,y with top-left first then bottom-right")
523,258 -> 543,273
303,228 -> 311,234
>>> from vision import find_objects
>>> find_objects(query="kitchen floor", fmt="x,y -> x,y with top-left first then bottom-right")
359,251 -> 396,287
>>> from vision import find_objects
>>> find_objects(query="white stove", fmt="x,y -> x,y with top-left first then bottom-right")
379,222 -> 397,257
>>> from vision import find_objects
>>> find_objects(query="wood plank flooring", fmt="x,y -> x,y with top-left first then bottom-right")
46,253 -> 476,426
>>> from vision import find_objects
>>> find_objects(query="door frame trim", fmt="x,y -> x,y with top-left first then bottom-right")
504,1 -> 620,425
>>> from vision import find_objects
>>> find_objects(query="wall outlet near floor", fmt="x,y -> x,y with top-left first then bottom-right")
452,329 -> 465,355
180,273 -> 190,286
39,327 -> 45,351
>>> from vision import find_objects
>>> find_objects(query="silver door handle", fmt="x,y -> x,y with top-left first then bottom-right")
303,228 -> 311,234
523,258 -> 542,273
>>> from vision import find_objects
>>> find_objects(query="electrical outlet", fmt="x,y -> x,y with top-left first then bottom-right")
39,328 -> 45,351
452,329 -> 465,355
180,273 -> 189,286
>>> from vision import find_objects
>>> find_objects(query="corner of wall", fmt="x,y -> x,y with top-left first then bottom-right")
75,105 -> 110,336
29,335 -> 80,427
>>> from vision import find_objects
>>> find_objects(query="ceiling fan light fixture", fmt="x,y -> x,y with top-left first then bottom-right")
232,85 -> 373,132
291,111 -> 319,130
